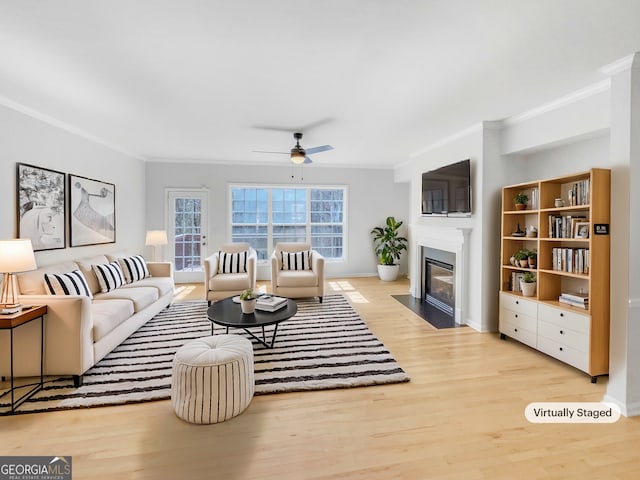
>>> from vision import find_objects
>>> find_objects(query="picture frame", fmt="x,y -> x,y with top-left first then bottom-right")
575,222 -> 590,239
69,174 -> 116,247
16,163 -> 66,251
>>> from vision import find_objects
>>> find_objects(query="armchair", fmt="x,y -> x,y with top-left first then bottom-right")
270,242 -> 324,302
204,243 -> 257,304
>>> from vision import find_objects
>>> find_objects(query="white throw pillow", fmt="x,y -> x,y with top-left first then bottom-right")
92,261 -> 125,293
217,250 -> 248,274
281,250 -> 311,271
44,270 -> 94,299
118,255 -> 150,283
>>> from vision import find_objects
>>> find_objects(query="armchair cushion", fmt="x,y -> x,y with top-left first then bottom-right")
280,250 -> 311,271
217,250 -> 249,274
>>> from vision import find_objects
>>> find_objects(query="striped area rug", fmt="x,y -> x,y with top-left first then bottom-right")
1,295 -> 409,415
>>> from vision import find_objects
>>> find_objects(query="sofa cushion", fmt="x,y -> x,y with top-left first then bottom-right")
211,273 -> 251,292
76,255 -> 111,295
277,270 -> 318,288
91,299 -> 135,342
120,277 -> 174,297
92,261 -> 125,293
217,250 -> 248,274
118,255 -> 150,283
17,261 -> 79,295
44,270 -> 94,299
94,286 -> 159,312
281,250 -> 311,271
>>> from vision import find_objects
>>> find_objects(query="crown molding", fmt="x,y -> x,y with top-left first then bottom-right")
0,95 -> 145,160
409,123 -> 483,158
599,53 -> 640,76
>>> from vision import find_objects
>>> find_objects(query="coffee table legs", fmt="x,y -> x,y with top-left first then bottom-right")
214,323 -> 280,349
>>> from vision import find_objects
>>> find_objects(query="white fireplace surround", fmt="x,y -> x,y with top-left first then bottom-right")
410,225 -> 471,325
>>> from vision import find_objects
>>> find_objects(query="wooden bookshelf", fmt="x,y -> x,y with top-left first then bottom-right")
499,169 -> 610,382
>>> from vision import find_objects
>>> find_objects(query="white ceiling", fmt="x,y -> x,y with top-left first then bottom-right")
2,0 -> 640,168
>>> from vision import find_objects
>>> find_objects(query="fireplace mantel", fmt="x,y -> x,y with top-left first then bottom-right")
410,225 -> 471,325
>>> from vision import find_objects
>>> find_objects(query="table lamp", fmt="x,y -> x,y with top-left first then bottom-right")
145,230 -> 168,262
0,239 -> 37,314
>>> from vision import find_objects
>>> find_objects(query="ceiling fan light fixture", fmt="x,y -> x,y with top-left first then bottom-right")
290,148 -> 306,164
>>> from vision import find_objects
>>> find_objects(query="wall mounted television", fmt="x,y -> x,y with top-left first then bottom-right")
421,159 -> 471,216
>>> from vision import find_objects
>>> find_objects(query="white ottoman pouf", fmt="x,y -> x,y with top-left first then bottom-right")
171,334 -> 254,424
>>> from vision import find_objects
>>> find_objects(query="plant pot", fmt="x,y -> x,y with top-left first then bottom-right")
240,298 -> 256,314
377,264 -> 400,282
520,281 -> 537,297
528,258 -> 536,268
519,259 -> 529,268
515,203 -> 527,210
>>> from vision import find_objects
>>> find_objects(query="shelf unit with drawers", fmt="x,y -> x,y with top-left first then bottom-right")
499,168 -> 610,382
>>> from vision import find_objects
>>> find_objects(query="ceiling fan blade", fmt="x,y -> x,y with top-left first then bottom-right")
252,150 -> 289,154
305,145 -> 334,155
304,156 -> 313,164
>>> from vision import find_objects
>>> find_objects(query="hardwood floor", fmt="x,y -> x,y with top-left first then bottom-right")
2,277 -> 639,479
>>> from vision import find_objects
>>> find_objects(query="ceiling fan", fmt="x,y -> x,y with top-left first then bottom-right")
253,132 -> 334,164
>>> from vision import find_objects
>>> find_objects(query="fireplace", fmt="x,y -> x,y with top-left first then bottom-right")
424,258 -> 455,318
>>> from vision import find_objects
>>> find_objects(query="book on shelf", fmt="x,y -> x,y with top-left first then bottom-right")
560,291 -> 589,303
558,296 -> 589,309
255,295 -> 288,312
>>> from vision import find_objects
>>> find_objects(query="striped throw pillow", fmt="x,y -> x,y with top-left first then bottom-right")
44,270 -> 93,299
281,250 -> 311,271
118,255 -> 150,283
92,262 -> 125,293
217,250 -> 248,274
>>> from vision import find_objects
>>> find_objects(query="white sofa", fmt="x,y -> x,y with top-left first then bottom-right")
2,253 -> 174,387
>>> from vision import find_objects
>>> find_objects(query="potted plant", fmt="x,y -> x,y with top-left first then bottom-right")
370,216 -> 408,282
527,250 -> 537,269
514,192 -> 528,210
239,288 -> 257,314
514,249 -> 529,268
520,272 -> 537,297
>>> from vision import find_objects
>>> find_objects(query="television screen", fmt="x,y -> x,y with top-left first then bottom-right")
421,159 -> 471,216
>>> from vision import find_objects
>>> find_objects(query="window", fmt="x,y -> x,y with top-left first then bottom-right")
230,185 -> 346,261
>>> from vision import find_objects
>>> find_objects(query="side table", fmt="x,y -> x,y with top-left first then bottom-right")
0,305 -> 47,413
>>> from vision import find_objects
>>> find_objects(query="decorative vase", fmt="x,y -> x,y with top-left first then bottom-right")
241,298 -> 256,314
515,203 -> 527,211
520,281 -> 537,297
377,264 -> 400,282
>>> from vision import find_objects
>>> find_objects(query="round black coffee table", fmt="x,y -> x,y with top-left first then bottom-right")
206,297 -> 297,348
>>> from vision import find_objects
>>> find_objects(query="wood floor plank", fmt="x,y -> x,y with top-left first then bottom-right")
1,276 -> 639,479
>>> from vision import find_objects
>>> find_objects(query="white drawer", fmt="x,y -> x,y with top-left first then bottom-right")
537,335 -> 589,373
538,319 -> 589,353
500,318 -> 537,349
500,309 -> 537,332
500,292 -> 538,317
538,304 -> 590,335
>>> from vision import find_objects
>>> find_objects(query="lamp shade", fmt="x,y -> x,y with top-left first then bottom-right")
0,239 -> 37,273
291,151 -> 306,164
145,230 -> 168,246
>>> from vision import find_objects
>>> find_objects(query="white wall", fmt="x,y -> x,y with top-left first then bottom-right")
0,104 -> 147,266
145,161 -> 410,279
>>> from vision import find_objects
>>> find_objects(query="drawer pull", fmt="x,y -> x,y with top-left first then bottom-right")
516,300 -> 519,305
560,313 -> 564,317
515,314 -> 518,318
559,347 -> 564,351
560,330 -> 564,335
514,328 -> 518,332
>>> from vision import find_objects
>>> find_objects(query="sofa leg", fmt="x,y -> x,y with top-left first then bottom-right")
319,296 -> 323,303
73,375 -> 83,388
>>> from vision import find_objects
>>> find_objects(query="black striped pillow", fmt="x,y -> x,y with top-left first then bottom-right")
118,255 -> 150,283
281,250 -> 311,270
44,270 -> 94,299
92,262 -> 125,293
217,251 -> 248,274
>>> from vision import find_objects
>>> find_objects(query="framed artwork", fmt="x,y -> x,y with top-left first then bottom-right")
16,163 -> 66,251
69,174 -> 116,247
575,222 -> 590,239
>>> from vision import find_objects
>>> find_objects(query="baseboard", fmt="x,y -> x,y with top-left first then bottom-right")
602,394 -> 640,417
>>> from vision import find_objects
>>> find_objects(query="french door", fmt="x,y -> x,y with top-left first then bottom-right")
167,189 -> 208,283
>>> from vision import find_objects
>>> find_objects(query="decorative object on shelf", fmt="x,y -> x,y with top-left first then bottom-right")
514,192 -> 529,210
145,230 -> 168,261
509,254 -> 517,266
575,222 -> 590,239
239,288 -> 257,314
0,239 -> 38,314
526,225 -> 538,238
511,223 -> 525,237
370,216 -> 408,282
69,174 -> 116,247
16,163 -> 66,251
520,272 -> 537,297
555,198 -> 565,208
514,249 -> 529,268
527,250 -> 537,269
